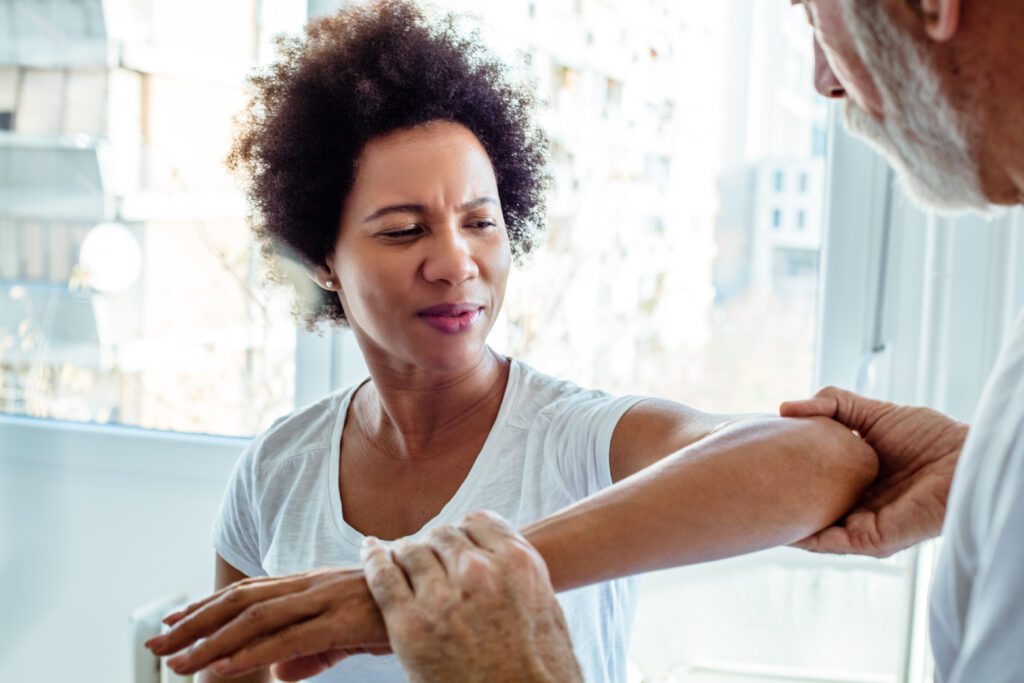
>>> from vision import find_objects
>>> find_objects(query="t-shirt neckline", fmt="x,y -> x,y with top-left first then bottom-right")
327,357 -> 523,548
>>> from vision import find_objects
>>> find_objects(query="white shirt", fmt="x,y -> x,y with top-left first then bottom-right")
930,312 -> 1024,682
213,358 -> 644,683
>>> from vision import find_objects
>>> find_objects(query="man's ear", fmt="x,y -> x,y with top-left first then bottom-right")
919,0 -> 961,42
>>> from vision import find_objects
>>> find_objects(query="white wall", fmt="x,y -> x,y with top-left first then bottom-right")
0,416 -> 244,683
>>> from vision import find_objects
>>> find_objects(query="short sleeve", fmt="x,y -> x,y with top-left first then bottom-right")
542,391 -> 645,500
211,442 -> 267,578
944,428 -> 1024,683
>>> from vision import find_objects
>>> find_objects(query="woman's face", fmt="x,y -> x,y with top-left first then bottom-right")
324,120 -> 511,374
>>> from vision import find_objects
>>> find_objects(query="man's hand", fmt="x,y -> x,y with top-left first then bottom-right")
362,511 -> 584,683
144,567 -> 389,680
780,386 -> 968,558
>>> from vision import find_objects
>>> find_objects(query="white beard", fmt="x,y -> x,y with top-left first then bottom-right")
841,2 -> 992,214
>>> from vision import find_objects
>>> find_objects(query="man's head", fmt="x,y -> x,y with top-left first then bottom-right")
795,0 -> 1024,212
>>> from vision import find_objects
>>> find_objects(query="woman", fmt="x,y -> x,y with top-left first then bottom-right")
146,2 -> 877,681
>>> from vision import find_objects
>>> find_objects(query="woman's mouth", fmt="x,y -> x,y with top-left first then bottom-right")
416,304 -> 485,334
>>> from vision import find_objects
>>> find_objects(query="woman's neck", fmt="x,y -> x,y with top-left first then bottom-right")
355,348 -> 511,462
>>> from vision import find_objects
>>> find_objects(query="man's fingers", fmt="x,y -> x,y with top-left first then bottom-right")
391,539 -> 447,595
790,526 -> 861,555
165,591 -> 325,675
148,575 -> 308,656
362,538 -> 413,612
459,510 -> 524,553
425,525 -> 477,574
779,396 -> 839,419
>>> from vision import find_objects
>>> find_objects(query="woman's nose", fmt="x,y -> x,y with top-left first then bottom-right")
421,227 -> 480,286
814,36 -> 846,99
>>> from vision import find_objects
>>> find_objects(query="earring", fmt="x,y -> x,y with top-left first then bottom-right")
325,279 -> 334,289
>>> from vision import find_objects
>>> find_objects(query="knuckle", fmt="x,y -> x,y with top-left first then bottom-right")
224,586 -> 246,606
242,603 -> 267,625
458,553 -> 495,587
461,510 -> 489,525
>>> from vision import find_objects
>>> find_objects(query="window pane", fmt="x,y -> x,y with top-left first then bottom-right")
16,69 -> 63,135
0,6 -> 300,437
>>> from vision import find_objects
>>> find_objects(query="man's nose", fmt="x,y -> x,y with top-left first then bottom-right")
422,226 -> 480,286
814,35 -> 846,99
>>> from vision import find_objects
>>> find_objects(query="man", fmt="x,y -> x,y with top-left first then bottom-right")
148,2 -> 1023,681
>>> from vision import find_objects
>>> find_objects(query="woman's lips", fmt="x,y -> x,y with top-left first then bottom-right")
416,306 -> 484,334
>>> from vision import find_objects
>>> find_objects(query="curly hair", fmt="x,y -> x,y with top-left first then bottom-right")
228,0 -> 550,329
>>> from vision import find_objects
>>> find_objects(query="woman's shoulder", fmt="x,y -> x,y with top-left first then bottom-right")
241,382 -> 361,474
509,359 -> 615,419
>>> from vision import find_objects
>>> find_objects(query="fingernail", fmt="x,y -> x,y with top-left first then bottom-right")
360,536 -> 379,559
210,658 -> 233,675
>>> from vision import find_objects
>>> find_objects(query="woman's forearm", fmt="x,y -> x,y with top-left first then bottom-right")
523,416 -> 878,591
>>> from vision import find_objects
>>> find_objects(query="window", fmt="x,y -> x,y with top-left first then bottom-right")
772,208 -> 782,229
799,171 -> 809,193
0,66 -> 16,130
17,69 -> 63,135
1,21 -> 299,437
773,169 -> 784,192
797,209 -> 806,230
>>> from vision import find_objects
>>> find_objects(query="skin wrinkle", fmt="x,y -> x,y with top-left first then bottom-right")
839,1 -> 989,212
807,0 -> 1024,209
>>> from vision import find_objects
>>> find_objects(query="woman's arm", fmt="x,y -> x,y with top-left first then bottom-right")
147,412 -> 877,677
528,409 -> 878,590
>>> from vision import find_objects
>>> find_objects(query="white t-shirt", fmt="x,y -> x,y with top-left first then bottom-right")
213,358 -> 644,683
929,312 -> 1024,682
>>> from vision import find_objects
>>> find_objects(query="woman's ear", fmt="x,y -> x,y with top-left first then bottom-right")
311,264 -> 338,291
920,0 -> 961,42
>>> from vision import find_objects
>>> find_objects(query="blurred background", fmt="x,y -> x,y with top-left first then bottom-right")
1,1 -> 1022,682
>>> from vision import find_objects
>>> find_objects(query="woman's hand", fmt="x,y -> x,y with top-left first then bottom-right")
145,567 -> 389,679
781,386 -> 968,557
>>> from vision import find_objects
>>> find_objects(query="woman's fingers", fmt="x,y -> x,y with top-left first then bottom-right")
206,614 -> 354,678
272,646 -> 390,682
147,574 -> 310,656
166,590 -> 325,675
159,575 -> 271,627
272,650 -> 352,682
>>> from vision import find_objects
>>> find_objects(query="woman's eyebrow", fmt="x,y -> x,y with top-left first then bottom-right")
459,196 -> 499,211
362,197 -> 499,223
362,204 -> 424,223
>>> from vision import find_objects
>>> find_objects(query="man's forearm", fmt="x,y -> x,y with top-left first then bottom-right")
523,416 -> 878,591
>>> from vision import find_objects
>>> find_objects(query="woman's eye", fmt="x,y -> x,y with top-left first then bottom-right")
381,226 -> 423,239
467,220 -> 497,229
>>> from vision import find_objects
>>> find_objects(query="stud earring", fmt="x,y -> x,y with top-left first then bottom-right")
325,279 -> 334,288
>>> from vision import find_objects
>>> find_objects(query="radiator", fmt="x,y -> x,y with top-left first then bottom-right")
130,594 -> 193,683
